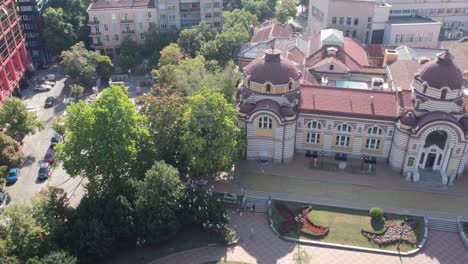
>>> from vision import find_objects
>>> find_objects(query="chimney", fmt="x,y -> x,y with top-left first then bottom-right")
383,49 -> 398,66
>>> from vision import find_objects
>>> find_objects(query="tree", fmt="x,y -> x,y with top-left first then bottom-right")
0,98 -> 44,142
178,21 -> 214,57
134,161 -> 182,243
48,0 -> 90,47
200,29 -> 249,65
56,86 -> 151,194
142,23 -> 162,66
212,61 -> 242,103
41,251 -> 77,264
69,84 -> 84,99
276,0 -> 298,23
140,94 -> 185,168
180,89 -> 243,177
223,9 -> 258,33
0,133 -> 24,168
42,8 -> 77,56
60,42 -> 100,86
51,116 -> 66,138
158,43 -> 183,67
96,56 -> 115,81
241,0 -> 274,22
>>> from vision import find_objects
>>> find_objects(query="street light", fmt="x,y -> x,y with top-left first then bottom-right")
294,213 -> 305,263
136,237 -> 146,264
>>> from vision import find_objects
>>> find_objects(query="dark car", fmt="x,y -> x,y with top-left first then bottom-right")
38,162 -> 51,180
44,149 -> 55,164
44,96 -> 56,108
50,134 -> 62,149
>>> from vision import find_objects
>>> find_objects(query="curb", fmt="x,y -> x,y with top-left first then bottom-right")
267,198 -> 428,256
457,216 -> 468,248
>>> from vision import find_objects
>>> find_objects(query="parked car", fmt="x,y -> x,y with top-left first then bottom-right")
50,133 -> 62,149
38,80 -> 55,87
37,162 -> 51,180
34,84 -> 52,92
6,168 -> 20,183
26,106 -> 38,119
41,74 -> 56,82
44,96 -> 55,108
44,149 -> 55,164
66,97 -> 76,106
37,64 -> 49,70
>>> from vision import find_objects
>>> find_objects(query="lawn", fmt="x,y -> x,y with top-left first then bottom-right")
271,201 -> 425,252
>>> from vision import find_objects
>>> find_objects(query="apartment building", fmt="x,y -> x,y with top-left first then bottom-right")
87,0 -> 223,57
386,0 -> 468,40
16,0 -> 49,69
0,0 -> 31,100
308,0 -> 442,48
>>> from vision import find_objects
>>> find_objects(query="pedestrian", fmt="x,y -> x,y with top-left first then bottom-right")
252,203 -> 256,215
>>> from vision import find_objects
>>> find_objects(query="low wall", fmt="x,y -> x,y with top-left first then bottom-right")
457,216 -> 468,248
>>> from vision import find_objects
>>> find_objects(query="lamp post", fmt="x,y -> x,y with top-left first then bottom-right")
136,237 -> 146,264
294,213 -> 305,263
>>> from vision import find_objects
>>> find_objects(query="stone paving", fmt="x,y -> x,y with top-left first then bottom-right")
151,212 -> 468,264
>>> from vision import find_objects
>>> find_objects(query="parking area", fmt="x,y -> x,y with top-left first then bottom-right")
4,66 -> 85,206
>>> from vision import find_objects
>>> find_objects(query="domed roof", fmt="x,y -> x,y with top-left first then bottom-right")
238,103 -> 255,114
400,113 -> 417,127
460,117 -> 468,132
280,106 -> 295,117
415,51 -> 465,90
243,49 -> 302,85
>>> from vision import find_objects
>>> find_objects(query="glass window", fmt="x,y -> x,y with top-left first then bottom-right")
307,133 -> 320,144
366,138 -> 380,149
367,126 -> 382,135
352,30 -> 357,38
339,17 -> 344,25
307,121 -> 322,130
258,116 -> 273,129
332,17 -> 336,24
337,124 -> 352,133
266,83 -> 271,93
354,18 -> 359,26
336,135 -> 350,147
347,17 -> 351,25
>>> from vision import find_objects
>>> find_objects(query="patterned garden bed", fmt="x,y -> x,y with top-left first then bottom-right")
362,219 -> 418,246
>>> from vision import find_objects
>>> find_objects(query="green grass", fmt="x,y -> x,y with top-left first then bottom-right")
271,201 -> 425,252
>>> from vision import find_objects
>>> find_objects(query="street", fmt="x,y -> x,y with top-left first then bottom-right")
4,66 -> 85,207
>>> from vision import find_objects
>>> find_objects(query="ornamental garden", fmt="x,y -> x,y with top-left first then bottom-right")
271,201 -> 425,252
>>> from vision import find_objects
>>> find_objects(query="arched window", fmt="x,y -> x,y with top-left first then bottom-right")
337,124 -> 352,133
422,84 -> 428,94
258,116 -> 273,129
335,124 -> 352,147
306,121 -> 321,144
288,81 -> 293,91
266,83 -> 271,93
440,89 -> 448,100
366,126 -> 383,150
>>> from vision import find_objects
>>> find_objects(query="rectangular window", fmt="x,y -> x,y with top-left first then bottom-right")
160,24 -> 167,29
354,18 -> 359,26
138,22 -> 143,31
214,12 -> 220,17
336,135 -> 350,147
306,133 -> 320,144
365,138 -> 380,150
345,30 -> 350,37
352,30 -> 357,38
104,25 -> 108,31
346,17 -> 351,25
205,13 -> 212,18
339,17 -> 344,25
114,34 -> 119,41
140,33 -> 145,40
332,17 -> 336,24
213,2 -> 220,8
105,35 -> 110,41
329,64 -> 334,71
94,26 -> 100,33
148,12 -> 152,19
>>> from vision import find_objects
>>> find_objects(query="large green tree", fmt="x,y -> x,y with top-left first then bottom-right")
96,55 -> 115,81
158,43 -> 183,67
276,0 -> 298,23
56,85 -> 151,194
200,29 -> 249,65
40,251 -> 77,264
134,161 -> 182,243
69,84 -> 84,98
42,8 -> 77,56
60,42 -> 100,86
142,23 -> 162,66
116,37 -> 142,71
0,132 -> 24,168
223,9 -> 258,33
0,98 -> 44,142
241,0 -> 274,22
178,21 -> 214,57
180,89 -> 243,177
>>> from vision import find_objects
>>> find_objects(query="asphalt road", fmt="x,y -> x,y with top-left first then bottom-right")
4,66 -> 85,207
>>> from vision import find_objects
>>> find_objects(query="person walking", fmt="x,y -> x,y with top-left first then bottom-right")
252,203 -> 256,215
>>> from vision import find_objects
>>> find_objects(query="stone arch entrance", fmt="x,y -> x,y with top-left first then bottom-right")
418,130 -> 447,171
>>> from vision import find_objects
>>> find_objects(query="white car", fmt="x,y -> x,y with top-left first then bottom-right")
34,84 -> 52,92
39,80 -> 55,87
26,106 -> 38,119
41,74 -> 56,81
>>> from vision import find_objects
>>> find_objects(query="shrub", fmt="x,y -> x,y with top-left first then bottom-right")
221,228 -> 237,244
369,208 -> 384,220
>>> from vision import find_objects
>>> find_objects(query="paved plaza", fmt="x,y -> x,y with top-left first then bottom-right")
152,212 -> 468,264
210,156 -> 468,220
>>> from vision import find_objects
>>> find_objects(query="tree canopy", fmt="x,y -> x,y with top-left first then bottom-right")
159,43 -> 183,67
241,0 -> 275,22
0,98 -> 44,142
60,42 -> 100,86
42,8 -> 77,56
96,56 -> 115,81
178,21 -> 214,57
276,0 -> 298,23
180,89 -> 243,177
0,132 -> 24,168
223,9 -> 258,33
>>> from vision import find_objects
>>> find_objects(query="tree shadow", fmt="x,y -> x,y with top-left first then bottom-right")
22,155 -> 36,167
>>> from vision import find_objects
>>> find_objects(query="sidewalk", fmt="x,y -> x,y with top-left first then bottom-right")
210,157 -> 468,220
151,212 -> 468,264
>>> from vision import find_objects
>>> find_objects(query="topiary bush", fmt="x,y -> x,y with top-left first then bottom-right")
369,208 -> 384,220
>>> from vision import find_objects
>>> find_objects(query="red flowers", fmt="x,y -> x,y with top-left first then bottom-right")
301,207 -> 329,236
275,203 -> 329,236
275,203 -> 295,219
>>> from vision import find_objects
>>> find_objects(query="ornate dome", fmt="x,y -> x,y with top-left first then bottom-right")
414,51 -> 465,90
243,48 -> 302,85
280,106 -> 295,117
400,113 -> 417,127
460,117 -> 468,132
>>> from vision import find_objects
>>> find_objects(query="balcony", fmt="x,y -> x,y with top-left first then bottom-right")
120,19 -> 134,24
90,42 -> 103,48
87,21 -> 99,26
122,30 -> 135,34
89,32 -> 101,36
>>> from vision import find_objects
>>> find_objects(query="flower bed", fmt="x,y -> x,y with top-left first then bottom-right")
301,207 -> 329,236
361,219 -> 418,246
279,219 -> 299,233
275,203 -> 295,219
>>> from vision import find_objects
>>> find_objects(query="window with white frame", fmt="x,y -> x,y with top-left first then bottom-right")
258,116 -> 273,129
337,124 -> 352,133
335,124 -> 351,147
365,126 -> 382,150
306,121 -> 321,144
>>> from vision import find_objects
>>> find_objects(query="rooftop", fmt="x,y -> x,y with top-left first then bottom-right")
88,0 -> 155,10
251,23 -> 292,43
388,16 -> 439,25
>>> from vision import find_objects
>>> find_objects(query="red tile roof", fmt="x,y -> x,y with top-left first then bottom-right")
251,24 -> 292,43
287,47 -> 305,65
343,38 -> 369,66
300,85 -> 398,120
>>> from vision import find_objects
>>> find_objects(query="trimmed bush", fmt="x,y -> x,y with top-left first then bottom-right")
369,208 -> 384,220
